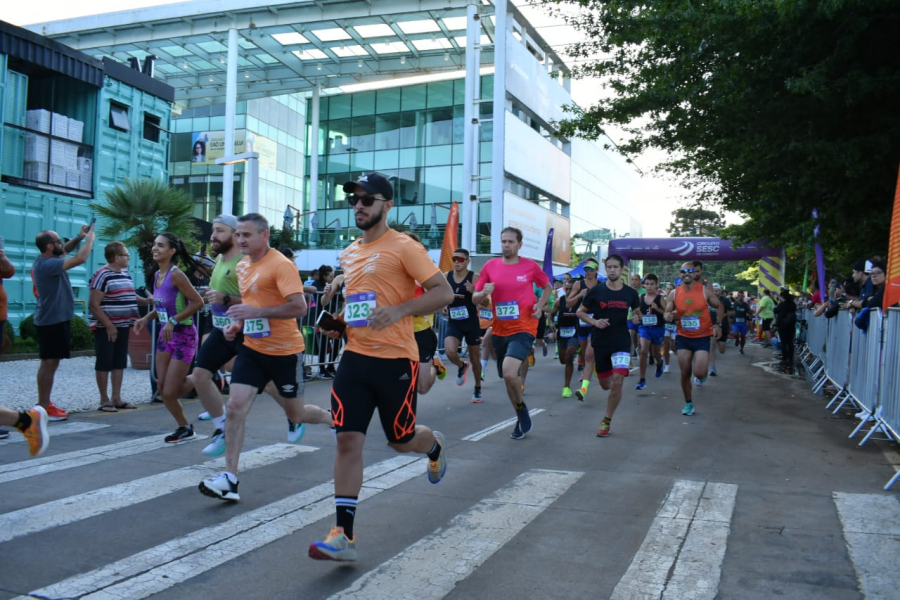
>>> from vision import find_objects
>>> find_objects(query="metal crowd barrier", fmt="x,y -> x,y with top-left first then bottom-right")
799,306 -> 900,491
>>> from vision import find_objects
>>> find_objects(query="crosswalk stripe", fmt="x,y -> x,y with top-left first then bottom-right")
16,455 -> 423,600
328,468 -> 584,600
833,492 -> 900,599
0,421 -> 108,445
461,408 -> 546,441
0,443 -> 316,543
0,434 -> 208,484
611,480 -> 738,600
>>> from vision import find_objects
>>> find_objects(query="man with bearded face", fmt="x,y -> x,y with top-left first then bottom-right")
32,224 -> 97,421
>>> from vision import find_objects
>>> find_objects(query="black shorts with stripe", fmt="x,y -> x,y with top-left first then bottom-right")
330,350 -> 418,444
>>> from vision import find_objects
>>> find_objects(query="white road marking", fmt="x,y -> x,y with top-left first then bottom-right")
17,455 -> 422,600
461,408 -> 546,441
0,421 -> 108,445
328,469 -> 583,600
0,434 -> 208,484
834,492 -> 900,599
611,480 -> 738,600
0,443 -> 316,543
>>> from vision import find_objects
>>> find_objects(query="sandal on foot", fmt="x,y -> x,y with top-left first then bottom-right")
99,405 -> 118,413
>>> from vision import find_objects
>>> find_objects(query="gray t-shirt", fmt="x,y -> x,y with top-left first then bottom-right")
32,256 -> 74,326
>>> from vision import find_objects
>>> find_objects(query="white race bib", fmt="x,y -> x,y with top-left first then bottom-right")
344,292 -> 376,327
479,308 -> 493,321
681,316 -> 701,331
560,326 -> 576,338
495,301 -> 520,320
449,306 -> 469,320
243,318 -> 271,338
156,307 -> 169,323
211,305 -> 232,330
665,323 -> 677,332
735,317 -> 745,323
642,315 -> 658,326
611,352 -> 631,370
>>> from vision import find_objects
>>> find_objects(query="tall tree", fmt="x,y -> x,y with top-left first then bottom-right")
546,0 -> 900,269
667,207 -> 725,238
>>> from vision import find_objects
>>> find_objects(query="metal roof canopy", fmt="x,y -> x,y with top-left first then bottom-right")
27,0 -> 571,108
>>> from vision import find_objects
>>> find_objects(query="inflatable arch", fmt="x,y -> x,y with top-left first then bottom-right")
606,238 -> 785,292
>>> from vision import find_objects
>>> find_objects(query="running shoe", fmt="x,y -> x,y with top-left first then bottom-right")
554,350 -> 559,359
709,367 -> 717,377
682,402 -> 695,416
456,362 -> 469,386
577,363 -> 584,372
542,344 -> 548,357
318,370 -> 334,380
164,424 -> 194,443
433,357 -> 447,380
516,406 -> 532,436
288,420 -> 306,443
21,406 -> 49,457
739,348 -> 745,355
510,421 -> 525,440
471,388 -> 483,404
199,472 -> 240,502
694,377 -> 703,386
597,421 -> 610,437
562,386 -> 572,398
427,431 -> 447,484
308,526 -> 357,561
635,379 -> 647,390
202,428 -> 226,457
655,363 -> 664,378
663,364 -> 670,373
0,428 -> 9,440
527,350 -> 535,367
198,411 -> 212,421
46,402 -> 68,422
574,387 -> 588,402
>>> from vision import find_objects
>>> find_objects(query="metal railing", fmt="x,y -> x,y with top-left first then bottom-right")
798,307 -> 900,490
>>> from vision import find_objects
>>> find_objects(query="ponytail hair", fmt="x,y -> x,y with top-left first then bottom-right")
150,232 -> 209,280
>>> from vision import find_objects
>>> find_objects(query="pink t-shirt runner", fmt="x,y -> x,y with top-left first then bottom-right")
475,257 -> 549,337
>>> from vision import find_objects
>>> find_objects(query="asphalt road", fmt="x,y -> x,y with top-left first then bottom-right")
1,341 -> 898,600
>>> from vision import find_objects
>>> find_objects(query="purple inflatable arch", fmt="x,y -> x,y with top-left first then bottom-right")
606,237 -> 785,291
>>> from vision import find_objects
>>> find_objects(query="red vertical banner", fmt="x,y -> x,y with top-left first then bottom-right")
438,201 -> 459,273
886,166 -> 900,309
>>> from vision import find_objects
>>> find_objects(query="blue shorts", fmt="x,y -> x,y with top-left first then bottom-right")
492,332 -> 535,378
557,334 -> 579,352
639,326 -> 666,346
732,322 -> 748,336
627,321 -> 639,331
577,325 -> 592,341
675,335 -> 712,354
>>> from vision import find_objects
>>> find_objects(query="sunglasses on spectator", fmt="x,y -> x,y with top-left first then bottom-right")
584,266 -> 597,272
680,268 -> 696,274
452,256 -> 467,263
348,194 -> 386,207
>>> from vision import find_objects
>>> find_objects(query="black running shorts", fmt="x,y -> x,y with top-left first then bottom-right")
231,346 -> 304,399
415,328 -> 438,363
196,327 -> 243,373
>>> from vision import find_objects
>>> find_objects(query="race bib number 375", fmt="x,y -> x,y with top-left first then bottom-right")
244,317 -> 271,338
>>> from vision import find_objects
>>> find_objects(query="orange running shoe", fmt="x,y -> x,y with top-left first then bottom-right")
21,406 -> 49,457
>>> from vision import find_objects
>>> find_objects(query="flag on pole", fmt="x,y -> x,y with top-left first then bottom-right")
438,201 -> 459,273
885,165 -> 900,309
542,228 -> 555,281
812,209 -> 826,302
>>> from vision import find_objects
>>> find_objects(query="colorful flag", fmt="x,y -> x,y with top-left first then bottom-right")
542,228 -> 555,281
885,166 -> 900,309
438,201 -> 459,273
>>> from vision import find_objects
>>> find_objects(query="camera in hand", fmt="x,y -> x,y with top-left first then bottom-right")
316,311 -> 347,336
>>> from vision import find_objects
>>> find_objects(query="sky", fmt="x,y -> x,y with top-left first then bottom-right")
2,0 -> 704,238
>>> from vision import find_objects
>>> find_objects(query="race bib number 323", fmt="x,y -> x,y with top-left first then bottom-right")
345,292 -> 376,327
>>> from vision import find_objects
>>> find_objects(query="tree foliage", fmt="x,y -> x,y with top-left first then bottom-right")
548,0 -> 899,269
667,207 -> 725,238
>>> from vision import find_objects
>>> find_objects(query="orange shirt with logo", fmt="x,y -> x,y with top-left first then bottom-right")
673,284 -> 714,338
236,249 -> 306,355
340,229 -> 440,361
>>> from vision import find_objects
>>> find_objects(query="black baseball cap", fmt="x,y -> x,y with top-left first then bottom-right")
342,172 -> 393,200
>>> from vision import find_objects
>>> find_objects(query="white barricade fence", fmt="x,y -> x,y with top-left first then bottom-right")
880,308 -> 900,490
844,312 -> 873,415
823,310 -> 852,402
803,309 -> 828,384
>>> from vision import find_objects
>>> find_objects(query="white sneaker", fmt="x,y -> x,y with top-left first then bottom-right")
198,411 -> 211,421
694,377 -> 703,386
202,429 -> 226,456
199,472 -> 240,502
287,420 -> 306,443
663,364 -> 670,373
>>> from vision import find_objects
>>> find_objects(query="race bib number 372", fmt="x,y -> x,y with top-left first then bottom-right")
495,301 -> 520,320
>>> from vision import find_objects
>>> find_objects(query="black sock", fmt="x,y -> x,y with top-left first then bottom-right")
602,417 -> 611,425
15,411 -> 32,431
514,402 -> 525,411
427,440 -> 441,462
335,496 -> 358,538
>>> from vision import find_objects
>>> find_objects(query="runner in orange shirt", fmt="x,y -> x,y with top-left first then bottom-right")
199,213 -> 332,502
309,172 -> 453,562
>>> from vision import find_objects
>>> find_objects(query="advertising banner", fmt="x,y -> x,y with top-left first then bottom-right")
502,192 -> 570,265
608,238 -> 781,261
190,130 -> 277,171
885,166 -> 900,309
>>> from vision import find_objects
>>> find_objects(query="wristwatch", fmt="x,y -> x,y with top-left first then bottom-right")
168,317 -> 179,326
223,294 -> 231,306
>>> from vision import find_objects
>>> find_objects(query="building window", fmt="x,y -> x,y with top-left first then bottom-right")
143,113 -> 161,142
110,102 -> 130,132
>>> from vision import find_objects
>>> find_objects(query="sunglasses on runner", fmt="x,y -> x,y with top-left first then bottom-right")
680,268 -> 696,274
348,194 -> 386,207
452,256 -> 467,263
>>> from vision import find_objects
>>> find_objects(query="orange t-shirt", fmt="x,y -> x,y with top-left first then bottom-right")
340,229 -> 440,361
236,249 -> 306,355
673,284 -> 714,338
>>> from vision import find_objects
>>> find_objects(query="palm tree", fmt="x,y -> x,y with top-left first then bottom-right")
90,178 -> 199,287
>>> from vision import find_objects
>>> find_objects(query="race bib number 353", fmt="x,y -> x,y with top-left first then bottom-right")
345,292 -> 376,327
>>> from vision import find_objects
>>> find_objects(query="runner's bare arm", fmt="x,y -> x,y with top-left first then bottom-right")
566,281 -> 585,308
369,271 -> 453,331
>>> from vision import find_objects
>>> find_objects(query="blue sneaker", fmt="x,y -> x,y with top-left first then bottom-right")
287,420 -> 306,443
655,363 -> 664,378
635,379 -> 647,390
202,428 -> 226,457
308,526 -> 357,561
515,407 -> 532,436
427,431 -> 447,484
682,402 -> 694,416
510,421 -> 524,440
